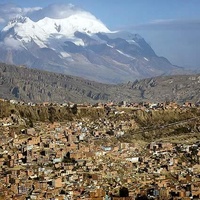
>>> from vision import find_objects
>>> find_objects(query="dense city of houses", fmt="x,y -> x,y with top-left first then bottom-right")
0,99 -> 200,199
5,98 -> 200,109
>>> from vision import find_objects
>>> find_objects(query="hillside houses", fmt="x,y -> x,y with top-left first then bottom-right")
0,101 -> 200,199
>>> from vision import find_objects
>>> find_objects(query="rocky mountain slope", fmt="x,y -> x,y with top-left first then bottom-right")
0,7 -> 183,83
0,63 -> 200,103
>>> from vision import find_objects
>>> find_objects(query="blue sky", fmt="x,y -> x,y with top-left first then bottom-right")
0,0 -> 200,68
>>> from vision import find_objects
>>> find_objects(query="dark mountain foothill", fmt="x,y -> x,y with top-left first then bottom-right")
0,63 -> 200,104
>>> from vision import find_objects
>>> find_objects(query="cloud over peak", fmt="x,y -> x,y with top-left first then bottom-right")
0,3 -> 100,28
27,3 -> 98,22
0,3 -> 41,25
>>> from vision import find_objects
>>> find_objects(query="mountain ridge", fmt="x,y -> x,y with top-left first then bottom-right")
0,63 -> 199,104
0,10 -> 185,83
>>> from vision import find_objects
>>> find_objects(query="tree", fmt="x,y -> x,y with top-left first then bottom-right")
48,106 -> 56,123
119,187 -> 129,197
71,104 -> 78,115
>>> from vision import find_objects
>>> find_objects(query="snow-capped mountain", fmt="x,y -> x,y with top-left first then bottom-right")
1,12 -> 110,48
0,8 -> 182,83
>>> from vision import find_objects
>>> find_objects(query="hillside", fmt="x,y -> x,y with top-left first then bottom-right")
1,95 -> 200,199
0,63 -> 200,103
1,100 -> 200,144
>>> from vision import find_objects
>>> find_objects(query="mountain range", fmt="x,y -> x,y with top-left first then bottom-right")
0,9 -> 185,83
0,63 -> 200,103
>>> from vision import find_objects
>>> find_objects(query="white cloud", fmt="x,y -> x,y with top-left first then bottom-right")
0,3 -> 41,25
27,3 -> 96,21
0,4 -> 20,23
0,18 -> 5,23
133,19 -> 200,31
3,37 -> 22,50
0,3 -> 98,27
22,7 -> 42,14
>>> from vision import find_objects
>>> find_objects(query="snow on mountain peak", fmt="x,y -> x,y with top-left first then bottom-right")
0,4 -> 110,49
36,13 -> 110,36
8,16 -> 27,25
26,3 -> 110,33
3,16 -> 32,32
